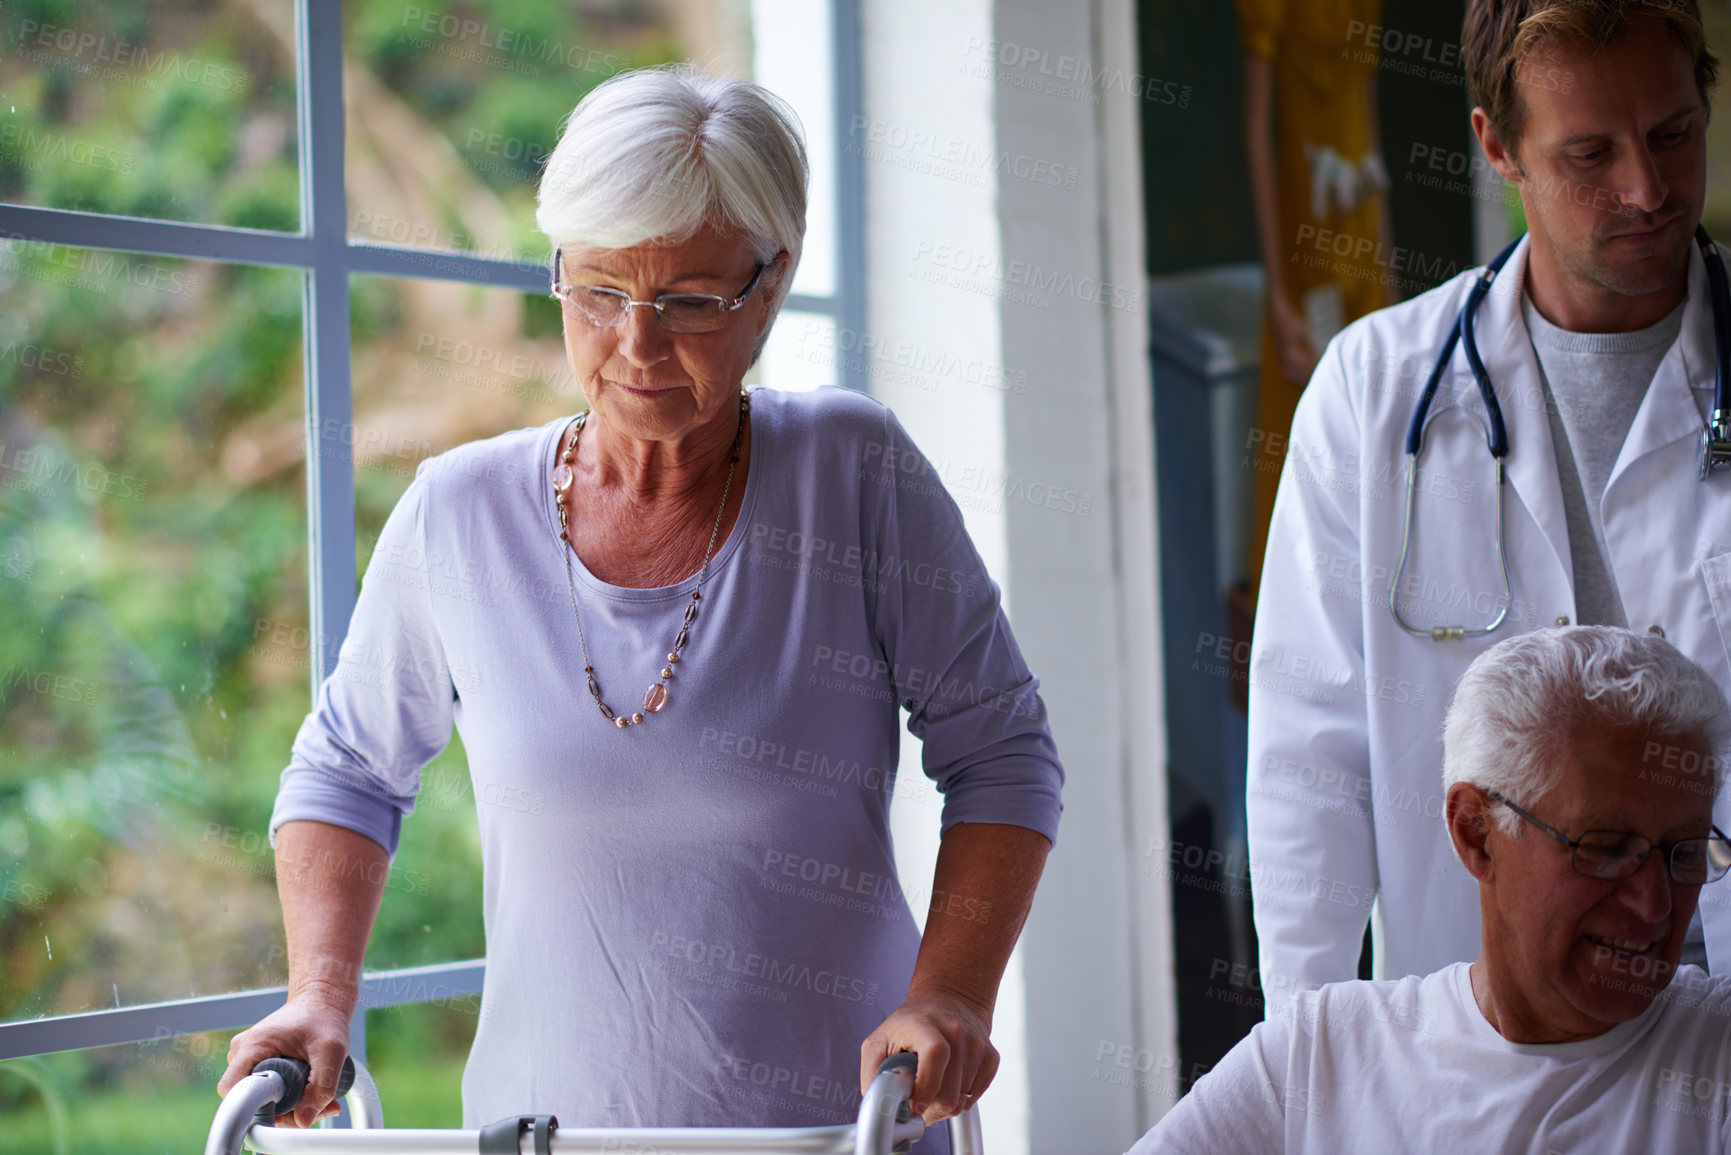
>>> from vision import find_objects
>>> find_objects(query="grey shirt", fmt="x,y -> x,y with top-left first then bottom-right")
1523,292 -> 1704,965
1522,293 -> 1686,627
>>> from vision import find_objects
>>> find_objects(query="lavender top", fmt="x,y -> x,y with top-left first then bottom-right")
269,386 -> 1064,1139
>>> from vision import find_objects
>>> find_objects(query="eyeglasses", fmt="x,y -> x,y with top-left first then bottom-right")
1485,790 -> 1731,885
550,246 -> 774,334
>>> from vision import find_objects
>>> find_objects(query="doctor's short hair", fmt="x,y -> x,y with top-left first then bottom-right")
535,65 -> 809,360
1441,626 -> 1731,836
1464,0 -> 1720,156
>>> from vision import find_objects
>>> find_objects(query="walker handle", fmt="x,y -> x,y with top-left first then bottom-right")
877,1051 -> 919,1076
250,1055 -> 356,1125
875,1051 -> 985,1155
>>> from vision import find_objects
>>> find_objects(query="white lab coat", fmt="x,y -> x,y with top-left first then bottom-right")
1249,234 -> 1731,1015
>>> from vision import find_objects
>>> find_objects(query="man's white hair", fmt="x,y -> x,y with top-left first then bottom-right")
1442,626 -> 1731,836
535,65 -> 808,361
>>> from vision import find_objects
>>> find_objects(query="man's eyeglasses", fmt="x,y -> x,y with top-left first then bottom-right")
1485,789 -> 1731,885
550,246 -> 775,334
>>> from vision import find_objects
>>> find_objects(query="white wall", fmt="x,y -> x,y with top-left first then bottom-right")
987,1 -> 1175,1148
854,1 -> 1024,1148
855,1 -> 1174,1150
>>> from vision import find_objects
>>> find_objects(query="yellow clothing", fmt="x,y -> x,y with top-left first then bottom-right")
1240,0 -> 1387,594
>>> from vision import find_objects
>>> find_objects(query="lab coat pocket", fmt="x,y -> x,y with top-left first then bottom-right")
1697,552 -> 1731,673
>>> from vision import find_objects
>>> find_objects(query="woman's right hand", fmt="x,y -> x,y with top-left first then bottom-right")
217,996 -> 352,1128
1270,292 -> 1320,386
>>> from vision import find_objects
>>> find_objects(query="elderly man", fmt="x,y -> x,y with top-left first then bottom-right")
1132,627 -> 1731,1152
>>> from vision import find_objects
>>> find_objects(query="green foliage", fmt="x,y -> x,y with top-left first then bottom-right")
1,12 -> 300,229
212,157 -> 299,233
0,3 -> 319,1028
365,1001 -> 475,1127
521,288 -> 562,340
0,1034 -> 249,1154
4,0 -> 81,33
364,736 -> 487,971
0,0 -> 683,1136
344,0 -> 681,259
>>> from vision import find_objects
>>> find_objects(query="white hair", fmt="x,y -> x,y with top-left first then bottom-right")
1442,626 -> 1731,837
535,65 -> 808,359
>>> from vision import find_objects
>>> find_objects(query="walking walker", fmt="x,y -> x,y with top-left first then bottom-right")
207,1052 -> 985,1155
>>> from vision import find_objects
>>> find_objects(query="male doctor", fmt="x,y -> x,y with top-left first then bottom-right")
1249,0 -> 1731,1014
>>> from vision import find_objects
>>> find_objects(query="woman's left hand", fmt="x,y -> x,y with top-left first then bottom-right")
860,985 -> 999,1125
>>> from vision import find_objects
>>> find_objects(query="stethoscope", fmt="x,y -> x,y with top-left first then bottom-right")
1390,226 -> 1731,642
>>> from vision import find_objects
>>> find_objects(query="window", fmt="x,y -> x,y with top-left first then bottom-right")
0,0 -> 862,1144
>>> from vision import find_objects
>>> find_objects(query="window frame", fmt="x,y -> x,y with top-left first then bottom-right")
0,0 -> 864,1069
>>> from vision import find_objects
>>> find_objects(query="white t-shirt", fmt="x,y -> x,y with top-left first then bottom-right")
1128,963 -> 1731,1154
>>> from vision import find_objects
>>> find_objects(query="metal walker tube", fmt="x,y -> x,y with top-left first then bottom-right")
212,1052 -> 980,1155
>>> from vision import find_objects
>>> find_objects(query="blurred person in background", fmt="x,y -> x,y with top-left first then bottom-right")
1236,0 -> 1394,619
1248,0 -> 1731,1014
216,66 -> 1062,1150
1135,627 -> 1731,1153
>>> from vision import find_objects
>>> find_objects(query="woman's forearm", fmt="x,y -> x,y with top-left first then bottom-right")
273,819 -> 390,1013
906,821 -> 1051,1015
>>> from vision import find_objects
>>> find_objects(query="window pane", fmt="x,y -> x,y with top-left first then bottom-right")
0,1 -> 300,231
1,1030 -> 241,1154
343,0 -> 838,291
346,272 -> 575,971
0,245 -> 305,1021
350,274 -> 573,557
365,997 -> 477,1128
758,308 -> 834,392
752,0 -> 837,298
343,1 -> 694,261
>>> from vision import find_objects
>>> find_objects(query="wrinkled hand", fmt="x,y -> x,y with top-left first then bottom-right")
861,987 -> 998,1126
216,995 -> 351,1128
1270,293 -> 1320,386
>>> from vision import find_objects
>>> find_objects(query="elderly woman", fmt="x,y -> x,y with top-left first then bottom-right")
1130,627 -> 1731,1153
217,66 -> 1062,1148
